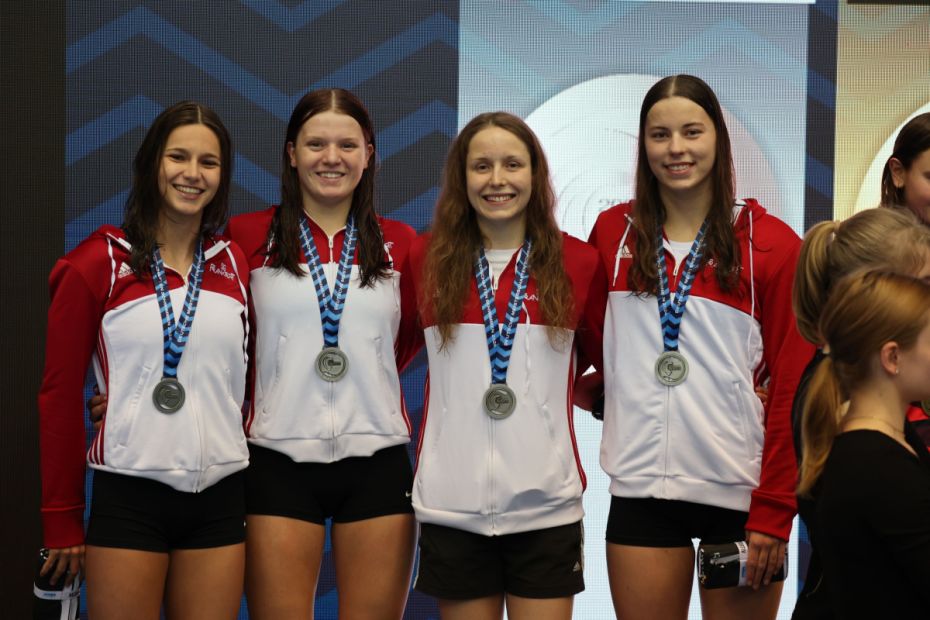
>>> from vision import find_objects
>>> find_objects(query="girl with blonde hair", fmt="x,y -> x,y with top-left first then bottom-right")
790,207 -> 930,619
798,270 -> 930,618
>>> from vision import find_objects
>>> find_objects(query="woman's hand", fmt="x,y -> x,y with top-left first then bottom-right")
41,545 -> 85,587
744,530 -> 785,590
87,392 -> 107,431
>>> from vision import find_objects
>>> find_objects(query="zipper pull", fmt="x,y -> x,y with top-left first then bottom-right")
328,235 -> 335,264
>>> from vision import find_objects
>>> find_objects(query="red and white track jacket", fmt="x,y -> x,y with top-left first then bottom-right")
589,200 -> 813,541
228,207 -> 417,463
402,232 -> 607,536
39,226 -> 250,548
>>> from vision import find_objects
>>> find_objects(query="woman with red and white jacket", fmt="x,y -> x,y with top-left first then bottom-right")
226,89 -> 418,619
401,111 -> 606,620
586,75 -> 813,620
39,101 -> 250,619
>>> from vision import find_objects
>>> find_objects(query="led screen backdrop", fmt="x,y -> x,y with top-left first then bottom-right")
57,0 -> 925,618
834,2 -> 930,218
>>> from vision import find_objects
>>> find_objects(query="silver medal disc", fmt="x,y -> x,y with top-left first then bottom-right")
655,351 -> 688,387
153,377 -> 185,414
315,347 -> 349,382
483,384 -> 517,420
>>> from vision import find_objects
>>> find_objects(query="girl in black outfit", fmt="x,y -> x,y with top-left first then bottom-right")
790,207 -> 930,619
798,271 -> 930,619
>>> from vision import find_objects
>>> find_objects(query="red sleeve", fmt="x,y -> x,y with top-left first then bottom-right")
395,237 -> 425,372
38,257 -> 106,548
746,232 -> 814,541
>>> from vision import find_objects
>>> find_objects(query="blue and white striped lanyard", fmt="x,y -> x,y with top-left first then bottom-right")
297,215 -> 358,348
474,240 -> 532,385
151,240 -> 205,379
655,222 -> 707,352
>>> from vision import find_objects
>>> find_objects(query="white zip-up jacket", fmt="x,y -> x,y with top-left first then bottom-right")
589,200 -> 813,540
228,207 -> 417,463
39,226 -> 250,548
401,232 -> 607,536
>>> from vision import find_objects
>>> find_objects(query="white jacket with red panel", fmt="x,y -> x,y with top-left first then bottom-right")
401,232 -> 607,536
588,200 -> 813,541
227,207 -> 417,463
39,225 -> 250,548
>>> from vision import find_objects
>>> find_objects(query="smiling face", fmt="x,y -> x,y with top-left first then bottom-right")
890,148 -> 930,224
287,110 -> 374,215
643,96 -> 718,208
157,123 -> 222,225
465,126 -> 533,244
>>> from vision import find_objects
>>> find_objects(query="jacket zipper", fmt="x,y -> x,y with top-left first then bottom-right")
489,413 -> 496,534
182,268 -> 206,491
328,233 -> 337,461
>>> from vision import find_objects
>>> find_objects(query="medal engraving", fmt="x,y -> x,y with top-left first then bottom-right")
153,377 -> 185,414
315,347 -> 349,382
483,384 -> 516,419
655,351 -> 688,387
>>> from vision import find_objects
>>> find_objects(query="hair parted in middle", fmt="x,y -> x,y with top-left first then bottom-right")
628,74 -> 740,295
122,100 -> 233,275
422,111 -> 573,349
798,270 -> 930,496
267,88 -> 389,288
793,207 -> 930,344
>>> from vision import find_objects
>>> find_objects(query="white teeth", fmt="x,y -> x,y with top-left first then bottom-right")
318,172 -> 344,178
667,164 -> 690,172
175,185 -> 202,194
485,195 -> 514,203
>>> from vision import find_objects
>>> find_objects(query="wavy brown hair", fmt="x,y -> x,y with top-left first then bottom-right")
798,271 -> 930,496
881,112 -> 930,211
123,101 -> 233,275
628,75 -> 740,295
267,88 -> 388,287
793,207 -> 930,344
422,112 -> 573,349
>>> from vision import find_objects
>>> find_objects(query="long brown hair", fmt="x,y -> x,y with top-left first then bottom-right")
798,271 -> 930,496
268,88 -> 388,287
793,207 -> 930,344
881,113 -> 930,209
123,101 -> 233,275
628,75 -> 739,294
422,112 -> 573,348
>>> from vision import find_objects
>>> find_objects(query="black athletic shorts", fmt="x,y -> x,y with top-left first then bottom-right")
86,469 -> 246,552
245,443 -> 414,524
414,521 -> 585,600
605,496 -> 748,547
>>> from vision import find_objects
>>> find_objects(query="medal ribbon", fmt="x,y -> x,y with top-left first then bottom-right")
298,215 -> 358,348
151,240 -> 205,379
655,222 -> 707,352
475,240 -> 532,385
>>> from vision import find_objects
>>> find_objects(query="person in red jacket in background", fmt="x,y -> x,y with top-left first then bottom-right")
586,74 -> 813,620
39,101 -> 250,620
881,112 -> 930,447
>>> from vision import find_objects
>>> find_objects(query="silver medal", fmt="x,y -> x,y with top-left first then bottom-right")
153,377 -> 185,414
483,383 -> 516,420
315,347 -> 349,382
655,351 -> 688,387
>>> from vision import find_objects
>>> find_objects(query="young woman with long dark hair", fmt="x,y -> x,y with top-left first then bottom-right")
39,101 -> 250,619
587,75 -> 813,619
226,88 -> 418,619
402,111 -> 606,620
